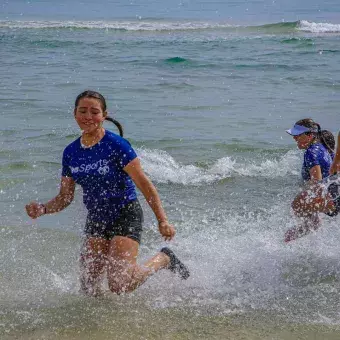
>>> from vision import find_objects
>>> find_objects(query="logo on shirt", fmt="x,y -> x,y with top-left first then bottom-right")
98,165 -> 110,175
70,159 -> 110,175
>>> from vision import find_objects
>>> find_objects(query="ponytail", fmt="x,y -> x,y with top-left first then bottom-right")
105,116 -> 124,137
320,129 -> 335,154
313,122 -> 334,154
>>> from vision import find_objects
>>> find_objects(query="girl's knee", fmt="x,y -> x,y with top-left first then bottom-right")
291,199 -> 301,213
292,192 -> 309,213
108,265 -> 140,294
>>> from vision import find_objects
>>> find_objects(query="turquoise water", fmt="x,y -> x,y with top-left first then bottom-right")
1,0 -> 340,338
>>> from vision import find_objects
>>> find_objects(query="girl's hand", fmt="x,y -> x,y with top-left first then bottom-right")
158,221 -> 176,241
25,201 -> 45,219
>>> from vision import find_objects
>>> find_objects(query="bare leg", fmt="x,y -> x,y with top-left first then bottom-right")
292,187 -> 335,217
80,237 -> 109,296
285,187 -> 336,242
107,236 -> 170,294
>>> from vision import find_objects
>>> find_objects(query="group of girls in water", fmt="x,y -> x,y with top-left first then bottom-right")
25,90 -> 340,295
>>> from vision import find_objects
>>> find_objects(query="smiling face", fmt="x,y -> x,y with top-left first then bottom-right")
74,97 -> 107,134
293,133 -> 314,149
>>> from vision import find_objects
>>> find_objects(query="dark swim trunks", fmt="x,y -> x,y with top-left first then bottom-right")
84,200 -> 144,243
325,182 -> 340,217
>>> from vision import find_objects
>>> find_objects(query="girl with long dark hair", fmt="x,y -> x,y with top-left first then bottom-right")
285,118 -> 339,242
26,90 -> 189,296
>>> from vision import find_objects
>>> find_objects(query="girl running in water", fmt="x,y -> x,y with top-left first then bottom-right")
25,90 -> 189,296
285,118 -> 339,242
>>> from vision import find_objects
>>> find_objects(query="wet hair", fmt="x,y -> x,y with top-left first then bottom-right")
295,118 -> 334,154
74,90 -> 124,137
320,130 -> 335,153
295,118 -> 320,134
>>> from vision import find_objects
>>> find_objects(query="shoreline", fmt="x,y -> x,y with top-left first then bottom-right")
2,307 -> 340,340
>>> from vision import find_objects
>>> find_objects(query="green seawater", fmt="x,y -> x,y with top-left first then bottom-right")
1,0 -> 340,337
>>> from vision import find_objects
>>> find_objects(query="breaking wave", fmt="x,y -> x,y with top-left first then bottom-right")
0,19 -> 339,34
138,148 -> 301,185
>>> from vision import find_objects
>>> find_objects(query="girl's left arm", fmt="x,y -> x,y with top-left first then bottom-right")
124,158 -> 175,241
309,165 -> 323,183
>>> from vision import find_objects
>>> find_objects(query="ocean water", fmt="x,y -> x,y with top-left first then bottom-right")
1,0 -> 340,339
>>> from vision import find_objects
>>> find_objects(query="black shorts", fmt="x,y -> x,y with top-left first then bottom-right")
325,183 -> 340,217
84,200 -> 144,243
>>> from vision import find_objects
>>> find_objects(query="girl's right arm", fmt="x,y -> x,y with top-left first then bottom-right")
25,176 -> 75,219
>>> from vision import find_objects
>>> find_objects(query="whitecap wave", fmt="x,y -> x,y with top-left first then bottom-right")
137,148 -> 301,185
3,19 -> 339,34
0,19 -> 232,31
298,20 -> 340,33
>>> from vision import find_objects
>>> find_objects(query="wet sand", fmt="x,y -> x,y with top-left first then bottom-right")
3,306 -> 340,340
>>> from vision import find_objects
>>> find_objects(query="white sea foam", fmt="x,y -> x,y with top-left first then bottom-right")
298,20 -> 340,33
2,19 -> 340,34
142,198 -> 340,319
137,148 -> 301,185
0,19 -> 232,31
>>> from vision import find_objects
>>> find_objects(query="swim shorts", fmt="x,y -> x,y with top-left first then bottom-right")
84,200 -> 144,243
325,183 -> 340,217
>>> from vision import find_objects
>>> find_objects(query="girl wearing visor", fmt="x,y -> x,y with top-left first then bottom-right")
284,118 -> 339,242
25,90 -> 189,296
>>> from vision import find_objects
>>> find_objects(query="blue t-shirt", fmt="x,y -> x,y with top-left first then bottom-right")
302,142 -> 333,181
62,130 -> 138,219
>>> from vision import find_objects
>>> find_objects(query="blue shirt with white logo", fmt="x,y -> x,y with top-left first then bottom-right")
302,142 -> 333,181
62,130 -> 138,220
